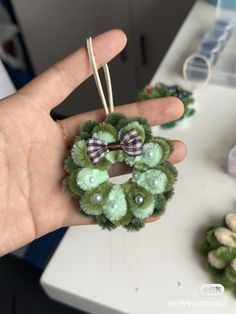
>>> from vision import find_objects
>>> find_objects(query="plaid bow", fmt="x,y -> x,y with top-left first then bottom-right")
86,129 -> 142,164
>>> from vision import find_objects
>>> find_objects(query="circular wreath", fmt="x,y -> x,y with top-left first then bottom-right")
63,112 -> 177,231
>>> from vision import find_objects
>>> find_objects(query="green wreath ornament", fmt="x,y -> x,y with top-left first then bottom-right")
63,112 -> 177,231
62,37 -> 178,231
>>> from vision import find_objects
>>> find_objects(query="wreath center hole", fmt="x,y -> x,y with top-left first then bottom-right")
108,162 -> 132,184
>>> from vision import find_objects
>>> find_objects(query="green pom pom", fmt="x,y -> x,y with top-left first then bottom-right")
64,155 -> 78,173
96,214 -> 117,230
105,112 -> 126,128
92,122 -> 117,140
124,182 -> 155,219
67,169 -> 83,197
80,182 -> 113,216
80,120 -> 97,135
124,217 -> 145,231
132,169 -> 168,194
71,140 -> 110,170
76,168 -> 109,191
103,185 -> 127,221
119,121 -> 146,143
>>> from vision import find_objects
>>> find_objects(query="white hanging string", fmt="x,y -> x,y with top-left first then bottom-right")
182,53 -> 212,91
86,37 -> 114,115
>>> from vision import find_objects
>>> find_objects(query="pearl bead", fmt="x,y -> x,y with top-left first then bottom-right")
150,178 -> 158,187
91,193 -> 102,203
111,201 -> 118,209
144,149 -> 153,158
89,176 -> 96,184
134,195 -> 144,205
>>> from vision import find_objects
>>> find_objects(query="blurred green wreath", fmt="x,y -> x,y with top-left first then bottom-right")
138,82 -> 195,129
63,112 -> 177,231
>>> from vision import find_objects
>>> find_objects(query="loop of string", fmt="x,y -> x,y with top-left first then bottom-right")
182,53 -> 212,92
86,37 -> 114,116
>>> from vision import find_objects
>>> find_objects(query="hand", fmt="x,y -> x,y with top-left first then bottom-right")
0,30 -> 186,256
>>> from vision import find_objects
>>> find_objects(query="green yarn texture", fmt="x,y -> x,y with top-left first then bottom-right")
200,212 -> 236,292
137,82 -> 195,128
63,113 -> 178,231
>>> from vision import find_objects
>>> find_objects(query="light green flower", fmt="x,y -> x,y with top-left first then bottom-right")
76,168 -> 109,191
125,141 -> 164,169
103,185 -> 127,220
132,169 -> 168,194
131,198 -> 155,219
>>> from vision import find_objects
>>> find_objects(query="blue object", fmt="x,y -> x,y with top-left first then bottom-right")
24,228 -> 67,269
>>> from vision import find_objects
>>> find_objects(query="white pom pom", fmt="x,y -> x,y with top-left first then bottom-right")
208,251 -> 225,269
225,213 -> 236,232
214,227 -> 236,248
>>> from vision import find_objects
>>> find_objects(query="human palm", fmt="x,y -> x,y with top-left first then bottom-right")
0,30 -> 186,256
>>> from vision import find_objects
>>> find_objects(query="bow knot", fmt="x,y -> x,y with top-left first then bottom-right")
86,129 -> 142,164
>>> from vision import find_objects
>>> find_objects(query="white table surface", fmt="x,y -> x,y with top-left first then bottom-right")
41,1 -> 236,313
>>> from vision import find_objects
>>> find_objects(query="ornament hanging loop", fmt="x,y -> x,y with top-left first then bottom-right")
86,37 -> 114,115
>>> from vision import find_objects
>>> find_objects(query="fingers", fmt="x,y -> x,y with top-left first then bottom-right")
18,29 -> 127,112
168,140 -> 187,164
61,97 -> 184,142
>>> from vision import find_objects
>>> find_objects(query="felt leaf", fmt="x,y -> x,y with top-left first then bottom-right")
67,169 -> 83,197
64,155 -> 77,173
103,185 -> 127,221
76,168 -> 109,191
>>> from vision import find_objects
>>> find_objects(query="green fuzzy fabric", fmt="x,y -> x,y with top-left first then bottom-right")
67,169 -> 83,197
132,169 -> 168,194
105,112 -> 126,128
125,141 -> 166,170
64,155 -> 78,173
117,116 -> 152,141
80,182 -> 113,216
92,122 -> 117,140
124,217 -> 145,231
124,182 -> 155,219
76,168 -> 109,191
71,140 -> 111,170
96,214 -> 117,230
103,185 -> 127,221
63,113 -> 178,231
153,194 -> 167,216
